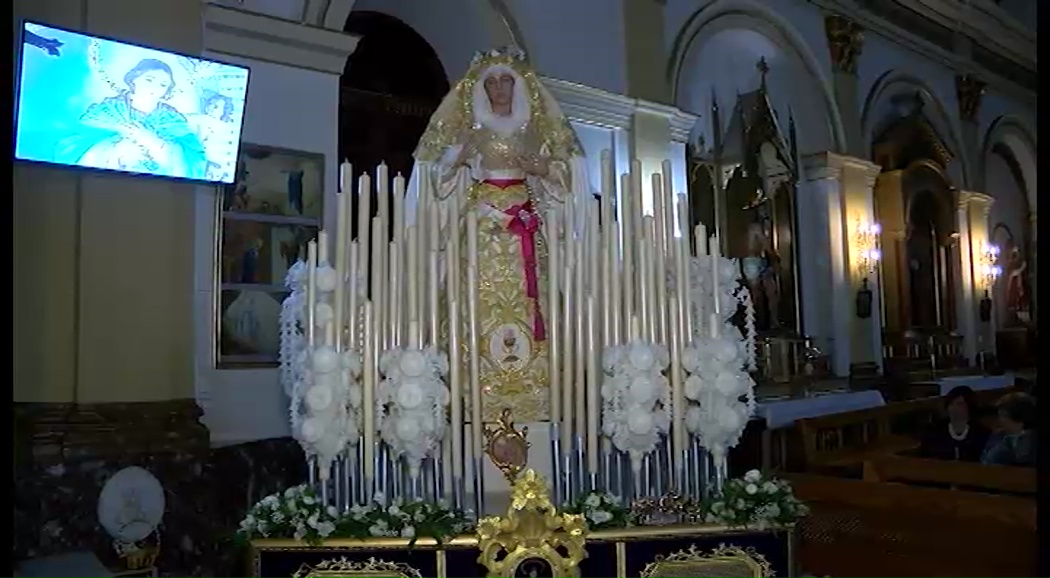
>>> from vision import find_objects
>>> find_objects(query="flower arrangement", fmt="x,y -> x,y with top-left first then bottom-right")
283,259 -> 366,479
336,494 -> 472,546
681,320 -> 756,470
237,485 -> 337,546
236,487 -> 471,547
561,490 -> 631,530
701,469 -> 809,528
600,340 -> 671,473
377,346 -> 451,477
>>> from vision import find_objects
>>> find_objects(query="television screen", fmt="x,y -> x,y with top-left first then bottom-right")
14,21 -> 250,185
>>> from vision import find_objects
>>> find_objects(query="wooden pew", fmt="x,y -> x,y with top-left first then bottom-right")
787,473 -> 1037,577
796,387 -> 1017,473
797,397 -> 941,472
863,454 -> 1037,495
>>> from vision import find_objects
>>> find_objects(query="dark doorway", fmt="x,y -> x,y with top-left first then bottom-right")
339,11 -> 449,238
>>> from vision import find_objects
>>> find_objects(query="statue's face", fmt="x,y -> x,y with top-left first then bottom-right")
484,72 -> 515,111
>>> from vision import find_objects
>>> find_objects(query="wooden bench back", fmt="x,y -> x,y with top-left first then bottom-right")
798,397 -> 941,468
862,455 -> 1037,495
787,473 -> 1036,577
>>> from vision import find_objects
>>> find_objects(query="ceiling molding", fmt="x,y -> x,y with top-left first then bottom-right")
542,77 -> 698,143
806,0 -> 1035,109
203,3 -> 358,75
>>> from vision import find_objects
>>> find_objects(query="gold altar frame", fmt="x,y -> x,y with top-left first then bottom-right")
250,524 -> 796,578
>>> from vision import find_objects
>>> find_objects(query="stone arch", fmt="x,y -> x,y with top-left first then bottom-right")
320,0 -> 528,60
982,115 -> 1037,215
861,70 -> 970,187
667,0 -> 847,154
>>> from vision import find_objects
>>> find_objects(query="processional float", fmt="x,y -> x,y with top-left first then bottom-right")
279,48 -> 757,518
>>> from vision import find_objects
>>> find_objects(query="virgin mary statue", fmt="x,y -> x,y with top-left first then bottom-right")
407,46 -> 590,423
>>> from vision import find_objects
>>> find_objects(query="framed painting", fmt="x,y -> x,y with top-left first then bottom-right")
215,143 -> 324,368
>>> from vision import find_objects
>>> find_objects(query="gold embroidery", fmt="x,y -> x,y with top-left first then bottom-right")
458,180 -> 550,423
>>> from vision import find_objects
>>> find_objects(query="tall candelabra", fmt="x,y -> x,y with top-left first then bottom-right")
281,151 -> 756,515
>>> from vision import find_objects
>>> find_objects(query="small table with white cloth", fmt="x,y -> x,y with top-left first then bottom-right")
754,389 -> 887,470
937,372 -> 1015,395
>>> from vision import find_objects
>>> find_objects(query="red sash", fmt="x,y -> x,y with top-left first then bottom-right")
500,199 -> 546,342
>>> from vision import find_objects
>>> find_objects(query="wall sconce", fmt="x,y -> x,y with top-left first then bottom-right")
855,220 -> 882,276
978,243 -> 1001,290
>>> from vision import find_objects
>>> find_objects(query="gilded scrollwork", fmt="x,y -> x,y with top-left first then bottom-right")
476,469 -> 588,578
824,15 -> 864,75
639,544 -> 774,578
955,74 -> 986,123
293,556 -> 422,578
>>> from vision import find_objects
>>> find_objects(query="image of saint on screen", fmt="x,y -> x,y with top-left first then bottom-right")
15,22 -> 250,184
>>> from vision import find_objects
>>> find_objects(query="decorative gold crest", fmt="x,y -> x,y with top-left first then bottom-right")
639,544 -> 774,578
293,557 -> 423,578
484,408 -> 531,484
476,469 -> 588,578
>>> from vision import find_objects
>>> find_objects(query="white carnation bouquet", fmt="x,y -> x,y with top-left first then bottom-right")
236,485 -> 338,545
376,346 -> 451,478
702,469 -> 809,528
600,340 -> 671,473
561,490 -> 631,530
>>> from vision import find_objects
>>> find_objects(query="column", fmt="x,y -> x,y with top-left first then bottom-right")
802,153 -> 850,376
955,74 -> 987,187
824,15 -> 865,158
621,0 -> 670,103
842,159 -> 885,372
967,193 -> 995,355
953,191 -> 978,363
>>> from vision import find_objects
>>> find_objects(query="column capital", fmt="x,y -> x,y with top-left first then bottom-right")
965,191 -> 995,216
802,151 -> 881,183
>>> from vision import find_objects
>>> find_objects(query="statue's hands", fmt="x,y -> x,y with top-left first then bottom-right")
518,155 -> 549,177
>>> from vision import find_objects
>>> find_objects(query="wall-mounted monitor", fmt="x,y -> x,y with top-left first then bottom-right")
14,21 -> 251,185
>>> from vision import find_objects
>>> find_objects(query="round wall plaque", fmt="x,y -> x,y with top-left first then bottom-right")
97,466 -> 166,544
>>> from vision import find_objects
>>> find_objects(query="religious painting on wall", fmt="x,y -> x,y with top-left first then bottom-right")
215,144 -> 324,368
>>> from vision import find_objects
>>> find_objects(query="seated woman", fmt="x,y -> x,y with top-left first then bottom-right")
981,392 -> 1037,467
918,386 -> 990,462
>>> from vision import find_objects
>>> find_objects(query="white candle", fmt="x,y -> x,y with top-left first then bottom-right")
357,172 -> 372,334
586,295 -> 599,474
393,174 -> 405,242
637,217 -> 652,341
334,193 -> 349,351
406,226 -> 419,328
466,212 -> 482,458
621,173 -> 635,326
668,293 -> 685,471
573,210 -> 585,446
347,241 -> 360,350
675,197 -> 692,344
695,224 -> 707,257
652,174 -> 668,345
339,160 -> 351,194
561,199 -> 575,450
371,218 -> 385,349
427,207 -> 440,347
362,301 -> 376,488
709,235 -> 721,339
546,212 -> 561,425
306,240 -> 318,348
318,230 -> 329,265
600,151 -> 615,348
388,240 -> 401,345
661,160 -> 674,252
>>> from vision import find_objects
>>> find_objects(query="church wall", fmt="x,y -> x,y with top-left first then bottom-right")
667,0 -> 843,156
506,0 -> 629,94
194,55 -> 341,445
14,0 -> 203,403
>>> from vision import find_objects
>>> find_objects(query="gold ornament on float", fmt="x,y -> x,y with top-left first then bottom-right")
476,469 -> 587,578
